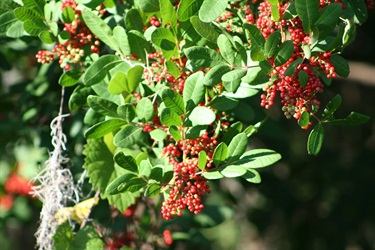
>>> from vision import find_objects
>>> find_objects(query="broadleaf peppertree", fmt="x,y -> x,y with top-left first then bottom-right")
1,0 -> 372,248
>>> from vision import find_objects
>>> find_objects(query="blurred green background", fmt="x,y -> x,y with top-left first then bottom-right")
1,7 -> 374,250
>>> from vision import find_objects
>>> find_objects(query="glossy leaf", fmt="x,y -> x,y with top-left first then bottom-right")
160,108 -> 182,126
328,112 -> 369,126
227,132 -> 248,162
220,165 -> 247,178
114,152 -> 138,173
112,26 -> 131,56
169,125 -> 182,141
114,125 -> 143,148
136,98 -> 155,122
315,3 -> 342,38
212,142 -> 228,166
347,0 -> 368,23
108,72 -> 127,95
203,64 -> 231,86
221,69 -> 247,82
84,119 -> 124,139
198,150 -> 207,170
14,7 -> 43,21
274,41 -> 294,66
186,125 -> 207,139
87,95 -> 119,117
198,0 -> 227,23
23,0 -> 45,16
106,172 -> 137,195
243,23 -> 265,48
295,0 -> 319,34
284,57 -> 304,76
330,55 -> 349,77
83,55 -> 122,86
184,46 -> 226,69
151,28 -> 178,60
150,129 -> 167,141
183,71 -> 205,111
160,0 -> 178,31
209,96 -> 239,111
238,149 -> 282,169
298,111 -> 310,128
81,9 -> 115,49
242,169 -> 261,184
188,106 -> 216,126
58,70 -> 82,87
298,70 -> 308,87
135,0 -> 160,13
161,88 -> 185,115
202,170 -> 224,180
307,123 -> 324,156
321,94 -> 342,121
24,19 -> 48,35
165,60 -> 180,78
144,183 -> 161,198
190,15 -> 220,43
264,31 -> 281,58
125,8 -> 143,32
128,30 -> 150,61
177,0 -> 204,21
117,104 -> 137,123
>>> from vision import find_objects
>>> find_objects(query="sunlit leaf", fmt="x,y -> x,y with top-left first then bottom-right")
84,119 -> 124,139
307,123 -> 324,156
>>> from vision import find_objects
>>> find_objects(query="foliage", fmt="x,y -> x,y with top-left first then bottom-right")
0,0 -> 372,248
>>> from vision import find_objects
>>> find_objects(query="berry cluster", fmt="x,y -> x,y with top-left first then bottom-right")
161,132 -> 219,219
144,51 -> 188,93
36,0 -> 100,70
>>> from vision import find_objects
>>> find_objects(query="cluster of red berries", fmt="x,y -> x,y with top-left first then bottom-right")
104,232 -> 135,250
36,0 -> 100,70
144,51 -> 188,93
149,16 -> 161,27
239,1 -> 342,128
161,132 -> 218,220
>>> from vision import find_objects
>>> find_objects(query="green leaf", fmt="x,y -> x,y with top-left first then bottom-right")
242,169 -> 261,183
274,41 -> 294,66
83,138 -> 137,212
160,0 -> 178,31
307,123 -> 324,156
202,170 -> 224,180
106,172 -> 138,195
38,30 -> 55,44
114,152 -> 138,172
125,8 -> 143,32
328,112 -> 369,126
198,150 -> 207,170
184,46 -> 226,69
161,88 -> 185,115
227,132 -> 248,162
135,0 -> 160,13
347,0 -> 368,23
186,125 -> 207,139
81,9 -> 115,49
108,72 -> 127,95
149,166 -> 163,181
151,28 -> 178,60
73,225 -> 105,249
209,96 -> 238,111
271,4 -> 280,21
222,79 -> 241,93
23,19 -> 48,35
220,165 -> 247,178
14,7 -> 43,21
221,69 -> 247,82
284,57 -> 304,76
169,125 -> 182,141
128,30 -> 150,61
59,70 -> 82,87
136,98 -> 155,122
238,149 -> 281,169
315,3 -> 342,39
223,82 -> 259,99
212,142 -> 228,166
144,183 -> 161,198
190,15 -> 220,43
127,65 -> 144,91
23,0 -> 45,16
138,159 -> 152,177
112,26 -> 131,56
216,34 -> 235,64
84,119 -> 124,139
177,0 -> 204,21
198,0 -> 227,23
203,64 -> 231,86
5,20 -> 24,38
69,86 -> 94,111
117,104 -> 137,123
188,106 -> 216,126
87,95 -> 119,117
298,111 -> 310,128
284,2 -> 297,19
114,125 -> 143,148
183,71 -> 205,110
61,6 -> 75,23
150,129 -> 167,141
330,54 -> 349,77
83,55 -> 122,86
298,69 -> 308,87
264,31 -> 281,58
0,11 -> 17,34
165,60 -> 181,78
322,94 -> 342,121
243,23 -> 265,48
295,0 -> 319,34
160,108 -> 182,126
